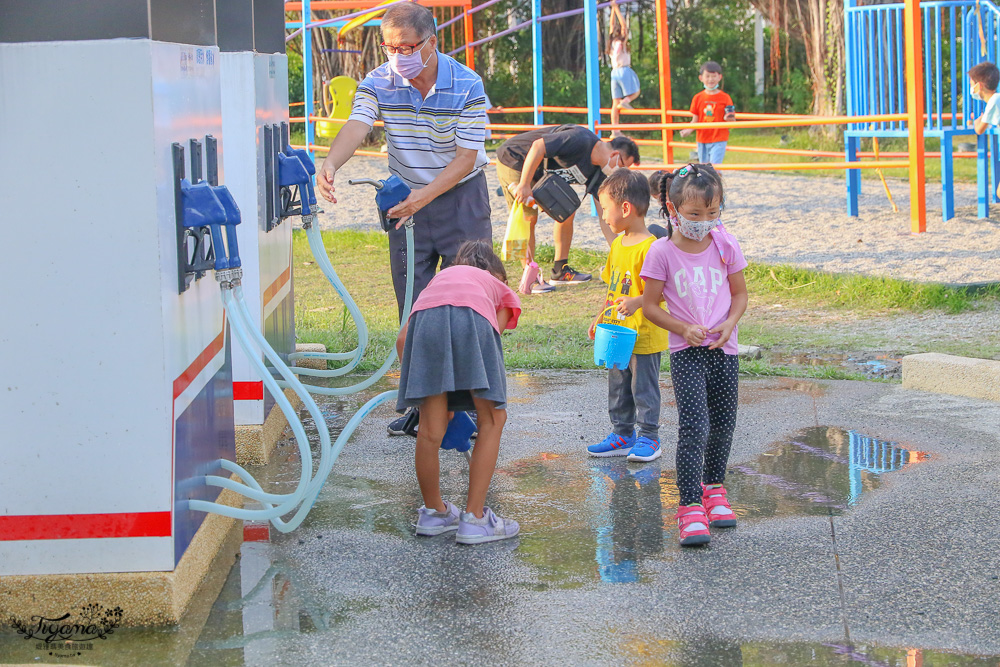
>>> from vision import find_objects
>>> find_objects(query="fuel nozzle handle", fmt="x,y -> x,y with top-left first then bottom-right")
349,175 -> 412,232
347,178 -> 384,189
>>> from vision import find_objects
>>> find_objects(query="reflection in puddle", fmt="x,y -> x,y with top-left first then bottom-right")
615,636 -> 998,666
767,351 -> 902,380
504,426 -> 929,588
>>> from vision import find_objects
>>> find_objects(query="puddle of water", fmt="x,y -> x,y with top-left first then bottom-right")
0,421 -> 939,666
609,636 -> 998,667
502,426 -> 928,588
768,351 -> 903,380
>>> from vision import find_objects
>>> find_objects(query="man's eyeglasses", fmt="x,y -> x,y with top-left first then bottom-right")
380,36 -> 430,56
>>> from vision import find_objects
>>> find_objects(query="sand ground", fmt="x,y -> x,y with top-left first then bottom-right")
313,154 -> 1000,286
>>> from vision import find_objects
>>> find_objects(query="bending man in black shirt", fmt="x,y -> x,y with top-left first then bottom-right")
495,125 -> 639,292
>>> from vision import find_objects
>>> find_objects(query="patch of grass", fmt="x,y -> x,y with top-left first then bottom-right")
746,263 -> 999,314
737,357 -> 875,382
293,230 -> 997,376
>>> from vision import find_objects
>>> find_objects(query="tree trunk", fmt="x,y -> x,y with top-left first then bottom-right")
751,0 -> 845,120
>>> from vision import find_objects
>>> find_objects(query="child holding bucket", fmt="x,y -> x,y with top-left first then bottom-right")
640,164 -> 748,547
395,240 -> 522,545
587,169 -> 670,463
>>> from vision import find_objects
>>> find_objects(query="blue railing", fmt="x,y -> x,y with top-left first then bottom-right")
846,0 -> 1000,134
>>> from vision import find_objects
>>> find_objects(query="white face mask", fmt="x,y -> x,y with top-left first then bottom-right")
673,212 -> 720,241
602,152 -> 621,176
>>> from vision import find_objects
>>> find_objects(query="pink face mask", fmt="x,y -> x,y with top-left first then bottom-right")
389,47 -> 431,80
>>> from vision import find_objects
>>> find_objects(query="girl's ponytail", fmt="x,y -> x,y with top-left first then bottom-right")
658,171 -> 674,238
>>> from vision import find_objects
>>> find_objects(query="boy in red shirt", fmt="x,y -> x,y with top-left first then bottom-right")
679,61 -> 736,164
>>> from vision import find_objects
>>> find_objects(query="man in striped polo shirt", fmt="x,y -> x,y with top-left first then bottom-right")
317,2 -> 491,318
317,2 -> 491,437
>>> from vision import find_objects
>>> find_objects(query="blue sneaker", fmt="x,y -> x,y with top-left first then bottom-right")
627,436 -> 662,462
587,432 -> 635,457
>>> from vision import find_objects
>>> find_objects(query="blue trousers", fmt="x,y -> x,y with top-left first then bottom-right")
697,141 -> 727,164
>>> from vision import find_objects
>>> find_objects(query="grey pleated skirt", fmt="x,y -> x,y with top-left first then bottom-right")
396,305 -> 508,412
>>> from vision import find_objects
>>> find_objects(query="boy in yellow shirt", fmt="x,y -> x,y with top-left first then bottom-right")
587,169 -> 670,462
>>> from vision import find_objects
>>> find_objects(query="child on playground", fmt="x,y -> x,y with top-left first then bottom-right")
680,62 -> 736,164
608,1 -> 640,138
969,61 -> 1000,196
640,164 -> 748,547
395,240 -> 522,545
587,169 -> 670,463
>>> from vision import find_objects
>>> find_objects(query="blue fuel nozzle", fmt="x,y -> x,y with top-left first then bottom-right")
277,152 -> 312,216
180,179 -> 229,271
284,146 -> 318,209
348,175 -> 411,231
211,185 -> 242,269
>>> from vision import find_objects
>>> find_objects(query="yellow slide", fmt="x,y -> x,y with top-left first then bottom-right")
337,0 -> 398,40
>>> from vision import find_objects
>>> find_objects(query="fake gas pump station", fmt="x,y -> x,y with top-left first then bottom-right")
0,1 -> 414,625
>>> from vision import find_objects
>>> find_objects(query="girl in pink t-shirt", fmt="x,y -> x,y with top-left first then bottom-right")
639,164 -> 749,547
395,240 -> 522,545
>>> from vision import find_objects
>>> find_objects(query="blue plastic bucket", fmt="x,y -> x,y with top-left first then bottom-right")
594,323 -> 638,370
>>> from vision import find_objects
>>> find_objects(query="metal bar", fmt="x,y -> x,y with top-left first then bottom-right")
304,0 -> 314,161
936,6 -> 944,131
584,0 -> 600,135
532,0 -> 543,125
950,6 -> 958,130
655,0 -> 673,163
905,0 -> 928,232
463,0 -> 474,68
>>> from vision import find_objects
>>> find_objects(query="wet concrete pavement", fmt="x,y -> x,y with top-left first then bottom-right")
4,372 -> 1000,666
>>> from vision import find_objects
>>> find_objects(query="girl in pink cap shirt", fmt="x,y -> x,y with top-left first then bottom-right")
640,164 -> 749,547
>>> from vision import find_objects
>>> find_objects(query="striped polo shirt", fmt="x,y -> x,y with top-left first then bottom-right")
348,52 -> 489,188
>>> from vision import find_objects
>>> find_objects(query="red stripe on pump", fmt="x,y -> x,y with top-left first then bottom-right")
233,381 -> 264,401
0,511 -> 172,541
173,329 -> 226,399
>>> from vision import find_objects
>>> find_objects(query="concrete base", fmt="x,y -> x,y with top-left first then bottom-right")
294,342 -> 328,371
902,352 -> 1000,402
235,388 -> 304,466
0,489 -> 243,627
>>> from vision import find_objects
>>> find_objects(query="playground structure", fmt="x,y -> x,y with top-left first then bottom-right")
845,0 -> 1000,221
287,0 -> 1000,233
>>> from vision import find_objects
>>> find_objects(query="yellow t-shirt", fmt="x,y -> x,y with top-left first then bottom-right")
599,234 -> 670,355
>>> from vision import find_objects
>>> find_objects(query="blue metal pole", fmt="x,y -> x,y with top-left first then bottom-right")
584,0 -> 600,136
846,135 -> 861,216
584,0 -> 601,217
977,131 -> 989,218
941,133 -> 954,220
304,0 -> 315,161
532,0 -> 543,126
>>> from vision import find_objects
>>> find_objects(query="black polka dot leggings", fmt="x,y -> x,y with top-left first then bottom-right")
669,346 -> 739,506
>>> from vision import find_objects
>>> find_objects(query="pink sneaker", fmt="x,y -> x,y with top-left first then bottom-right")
675,504 -> 711,546
701,484 -> 737,528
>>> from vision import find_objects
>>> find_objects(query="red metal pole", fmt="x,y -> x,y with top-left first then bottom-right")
463,1 -> 474,69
